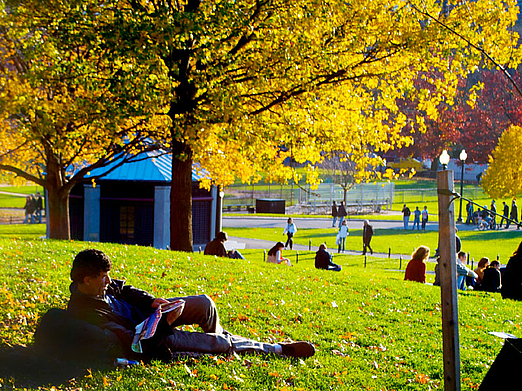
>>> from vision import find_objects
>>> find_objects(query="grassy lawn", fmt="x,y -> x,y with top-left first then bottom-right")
0,185 -> 44,208
225,227 -> 522,264
1,226 -> 521,390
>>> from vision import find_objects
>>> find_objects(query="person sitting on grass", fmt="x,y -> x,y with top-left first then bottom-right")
473,257 -> 490,289
267,242 -> 292,266
456,252 -> 477,290
204,231 -> 244,259
480,260 -> 502,293
404,246 -> 430,283
314,244 -> 342,272
67,249 -> 313,362
502,241 -> 522,300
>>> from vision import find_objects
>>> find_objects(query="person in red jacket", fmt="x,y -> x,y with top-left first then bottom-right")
404,246 -> 430,283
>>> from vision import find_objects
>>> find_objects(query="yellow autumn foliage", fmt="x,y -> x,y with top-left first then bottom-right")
482,126 -> 522,198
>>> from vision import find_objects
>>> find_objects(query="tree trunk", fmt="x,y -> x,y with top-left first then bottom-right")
46,186 -> 71,239
170,139 -> 194,251
44,151 -> 72,240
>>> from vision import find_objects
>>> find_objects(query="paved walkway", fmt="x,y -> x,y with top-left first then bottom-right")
223,215 -> 479,232
227,235 -> 412,260
222,215 -> 499,261
0,190 -> 27,197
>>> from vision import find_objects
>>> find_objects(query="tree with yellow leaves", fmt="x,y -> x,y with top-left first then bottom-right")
107,0 -> 521,251
0,1 -> 170,239
482,126 -> 522,198
2,0 -> 521,249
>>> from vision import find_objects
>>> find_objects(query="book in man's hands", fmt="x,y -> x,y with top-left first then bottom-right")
131,299 -> 185,353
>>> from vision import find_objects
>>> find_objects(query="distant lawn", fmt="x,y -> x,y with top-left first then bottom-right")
1,235 -> 521,390
0,223 -> 46,238
226,226 -> 522,264
0,185 -> 44,208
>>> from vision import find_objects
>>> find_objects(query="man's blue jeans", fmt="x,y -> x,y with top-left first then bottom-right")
403,216 -> 409,229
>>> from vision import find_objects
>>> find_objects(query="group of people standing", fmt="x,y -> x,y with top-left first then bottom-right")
23,192 -> 43,224
331,201 -> 347,228
466,199 -> 521,230
402,204 -> 428,230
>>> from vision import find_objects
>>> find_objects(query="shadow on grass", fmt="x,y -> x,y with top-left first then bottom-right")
0,344 -> 98,388
460,230 -> 522,242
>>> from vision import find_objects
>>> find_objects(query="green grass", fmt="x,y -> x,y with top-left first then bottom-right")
0,185 -> 44,208
225,227 -> 522,264
1,226 -> 522,390
0,223 -> 46,238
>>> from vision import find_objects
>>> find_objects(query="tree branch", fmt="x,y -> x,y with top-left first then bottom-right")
407,0 -> 522,98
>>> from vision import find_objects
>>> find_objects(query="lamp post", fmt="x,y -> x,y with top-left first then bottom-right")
457,149 -> 467,223
439,149 -> 450,171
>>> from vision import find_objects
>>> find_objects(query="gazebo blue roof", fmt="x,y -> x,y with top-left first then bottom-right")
85,151 -> 205,182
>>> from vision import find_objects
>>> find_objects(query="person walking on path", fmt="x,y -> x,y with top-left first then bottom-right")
336,220 -> 349,253
331,201 -> 338,227
362,220 -> 373,255
35,192 -> 43,223
490,200 -> 497,229
315,244 -> 342,272
412,206 -> 421,230
337,201 -> 347,228
23,195 -> 36,224
500,201 -> 509,228
511,200 -> 519,229
283,218 -> 297,250
466,201 -> 474,225
402,204 -> 411,229
421,206 -> 428,231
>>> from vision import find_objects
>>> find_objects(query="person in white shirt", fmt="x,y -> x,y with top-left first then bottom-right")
337,220 -> 349,253
283,218 -> 297,250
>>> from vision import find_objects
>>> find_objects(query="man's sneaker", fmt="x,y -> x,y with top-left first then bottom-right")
279,341 -> 315,358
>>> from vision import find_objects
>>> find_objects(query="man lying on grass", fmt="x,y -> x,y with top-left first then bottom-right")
67,249 -> 314,362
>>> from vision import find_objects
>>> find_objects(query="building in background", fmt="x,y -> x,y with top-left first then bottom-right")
63,151 -> 221,250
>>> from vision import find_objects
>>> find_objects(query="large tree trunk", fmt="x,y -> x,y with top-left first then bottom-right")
46,187 -> 70,239
170,139 -> 194,251
45,150 -> 72,239
45,148 -> 72,240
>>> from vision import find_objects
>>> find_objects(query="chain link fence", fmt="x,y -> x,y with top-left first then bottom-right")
224,181 -> 486,215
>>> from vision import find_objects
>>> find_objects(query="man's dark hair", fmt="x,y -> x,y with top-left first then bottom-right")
457,251 -> 466,259
70,249 -> 112,283
216,231 -> 228,242
490,260 -> 500,268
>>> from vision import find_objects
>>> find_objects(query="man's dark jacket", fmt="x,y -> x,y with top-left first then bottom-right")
67,279 -> 172,361
363,224 -> 374,244
204,238 -> 227,257
502,256 -> 522,300
315,249 -> 337,270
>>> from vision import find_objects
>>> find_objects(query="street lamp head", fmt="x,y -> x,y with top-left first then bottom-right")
439,150 -> 450,170
459,149 -> 467,162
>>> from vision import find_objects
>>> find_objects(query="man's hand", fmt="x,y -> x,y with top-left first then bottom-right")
151,298 -> 169,308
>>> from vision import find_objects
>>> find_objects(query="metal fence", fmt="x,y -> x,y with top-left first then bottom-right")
224,182 -> 395,214
224,181 -> 487,214
393,186 -> 485,204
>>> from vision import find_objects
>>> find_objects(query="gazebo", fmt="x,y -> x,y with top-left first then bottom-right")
66,151 -> 221,250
